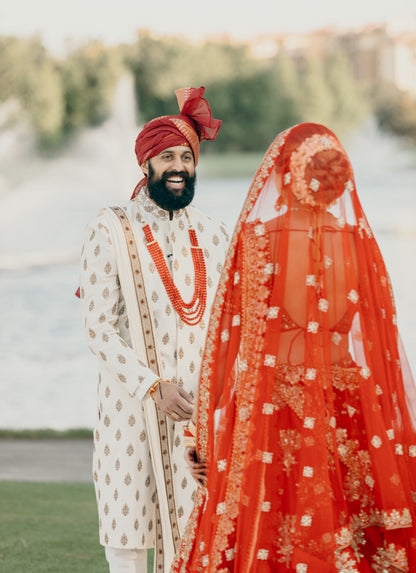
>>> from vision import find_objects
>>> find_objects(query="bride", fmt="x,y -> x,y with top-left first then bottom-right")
172,122 -> 416,572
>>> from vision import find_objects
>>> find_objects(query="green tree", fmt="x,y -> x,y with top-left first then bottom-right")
126,31 -> 253,122
296,55 -> 335,126
0,32 -> 376,151
375,84 -> 416,139
325,51 -> 368,136
207,70 -> 279,151
0,36 -> 65,147
270,52 -> 302,132
60,42 -> 123,133
0,36 -> 28,103
24,60 -> 64,146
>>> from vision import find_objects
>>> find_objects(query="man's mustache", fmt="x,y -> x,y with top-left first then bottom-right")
161,170 -> 192,182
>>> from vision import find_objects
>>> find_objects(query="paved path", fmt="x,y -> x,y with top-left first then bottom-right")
0,439 -> 93,482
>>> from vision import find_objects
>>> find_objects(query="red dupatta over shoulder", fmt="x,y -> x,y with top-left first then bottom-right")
172,123 -> 416,572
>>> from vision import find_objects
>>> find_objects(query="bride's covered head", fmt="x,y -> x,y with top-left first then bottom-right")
274,122 -> 354,210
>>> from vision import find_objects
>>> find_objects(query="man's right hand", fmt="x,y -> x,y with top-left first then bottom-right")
150,381 -> 194,422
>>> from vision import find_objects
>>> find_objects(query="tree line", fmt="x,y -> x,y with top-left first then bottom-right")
1,31 -> 415,151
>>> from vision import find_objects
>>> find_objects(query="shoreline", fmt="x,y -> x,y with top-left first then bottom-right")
0,428 -> 93,440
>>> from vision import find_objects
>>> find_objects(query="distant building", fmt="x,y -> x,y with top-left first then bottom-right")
340,19 -> 416,94
249,17 -> 416,95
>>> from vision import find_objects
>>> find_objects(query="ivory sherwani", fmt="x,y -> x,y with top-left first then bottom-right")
79,189 -> 228,560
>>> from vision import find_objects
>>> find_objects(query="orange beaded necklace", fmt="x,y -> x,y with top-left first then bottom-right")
135,198 -> 207,325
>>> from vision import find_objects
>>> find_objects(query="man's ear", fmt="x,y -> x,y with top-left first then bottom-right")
141,160 -> 149,176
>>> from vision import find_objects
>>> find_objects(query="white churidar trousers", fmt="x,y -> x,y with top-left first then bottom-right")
105,547 -> 149,573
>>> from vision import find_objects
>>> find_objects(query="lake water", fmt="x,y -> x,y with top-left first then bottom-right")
1,117 -> 415,430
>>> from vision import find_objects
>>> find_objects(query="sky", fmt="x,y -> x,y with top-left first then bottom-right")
1,0 -> 416,54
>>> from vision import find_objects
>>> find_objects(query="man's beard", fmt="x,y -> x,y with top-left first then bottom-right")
147,164 -> 196,211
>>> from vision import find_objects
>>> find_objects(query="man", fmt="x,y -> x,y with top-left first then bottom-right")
79,86 -> 228,573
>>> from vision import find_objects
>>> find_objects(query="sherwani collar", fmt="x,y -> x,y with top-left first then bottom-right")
136,188 -> 188,222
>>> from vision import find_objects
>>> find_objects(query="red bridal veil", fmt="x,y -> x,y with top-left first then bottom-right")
172,123 -> 416,572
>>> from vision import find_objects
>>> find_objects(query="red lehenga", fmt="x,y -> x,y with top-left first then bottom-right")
172,123 -> 416,572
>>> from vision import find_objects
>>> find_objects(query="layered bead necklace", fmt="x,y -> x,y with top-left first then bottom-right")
135,197 -> 207,325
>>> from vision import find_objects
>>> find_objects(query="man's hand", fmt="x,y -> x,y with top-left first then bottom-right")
185,447 -> 206,487
151,381 -> 194,421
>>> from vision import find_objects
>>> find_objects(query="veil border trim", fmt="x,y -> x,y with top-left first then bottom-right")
197,129 -> 290,461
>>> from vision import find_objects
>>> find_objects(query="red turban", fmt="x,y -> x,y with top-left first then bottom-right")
132,87 -> 221,198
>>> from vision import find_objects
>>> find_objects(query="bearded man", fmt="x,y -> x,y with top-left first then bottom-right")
79,87 -> 228,573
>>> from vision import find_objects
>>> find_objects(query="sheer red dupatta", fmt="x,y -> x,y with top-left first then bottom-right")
172,123 -> 416,572
172,132 -> 289,573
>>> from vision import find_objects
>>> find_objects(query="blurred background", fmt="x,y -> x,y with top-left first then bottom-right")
1,0 -> 416,431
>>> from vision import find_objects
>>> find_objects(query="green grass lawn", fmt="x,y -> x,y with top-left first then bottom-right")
0,482 -> 153,572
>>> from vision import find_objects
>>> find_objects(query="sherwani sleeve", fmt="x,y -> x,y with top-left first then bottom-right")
80,213 -> 159,399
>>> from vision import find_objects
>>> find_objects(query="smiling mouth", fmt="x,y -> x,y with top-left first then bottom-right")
166,176 -> 185,192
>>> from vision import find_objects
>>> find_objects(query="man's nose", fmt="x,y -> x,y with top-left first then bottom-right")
171,156 -> 185,171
